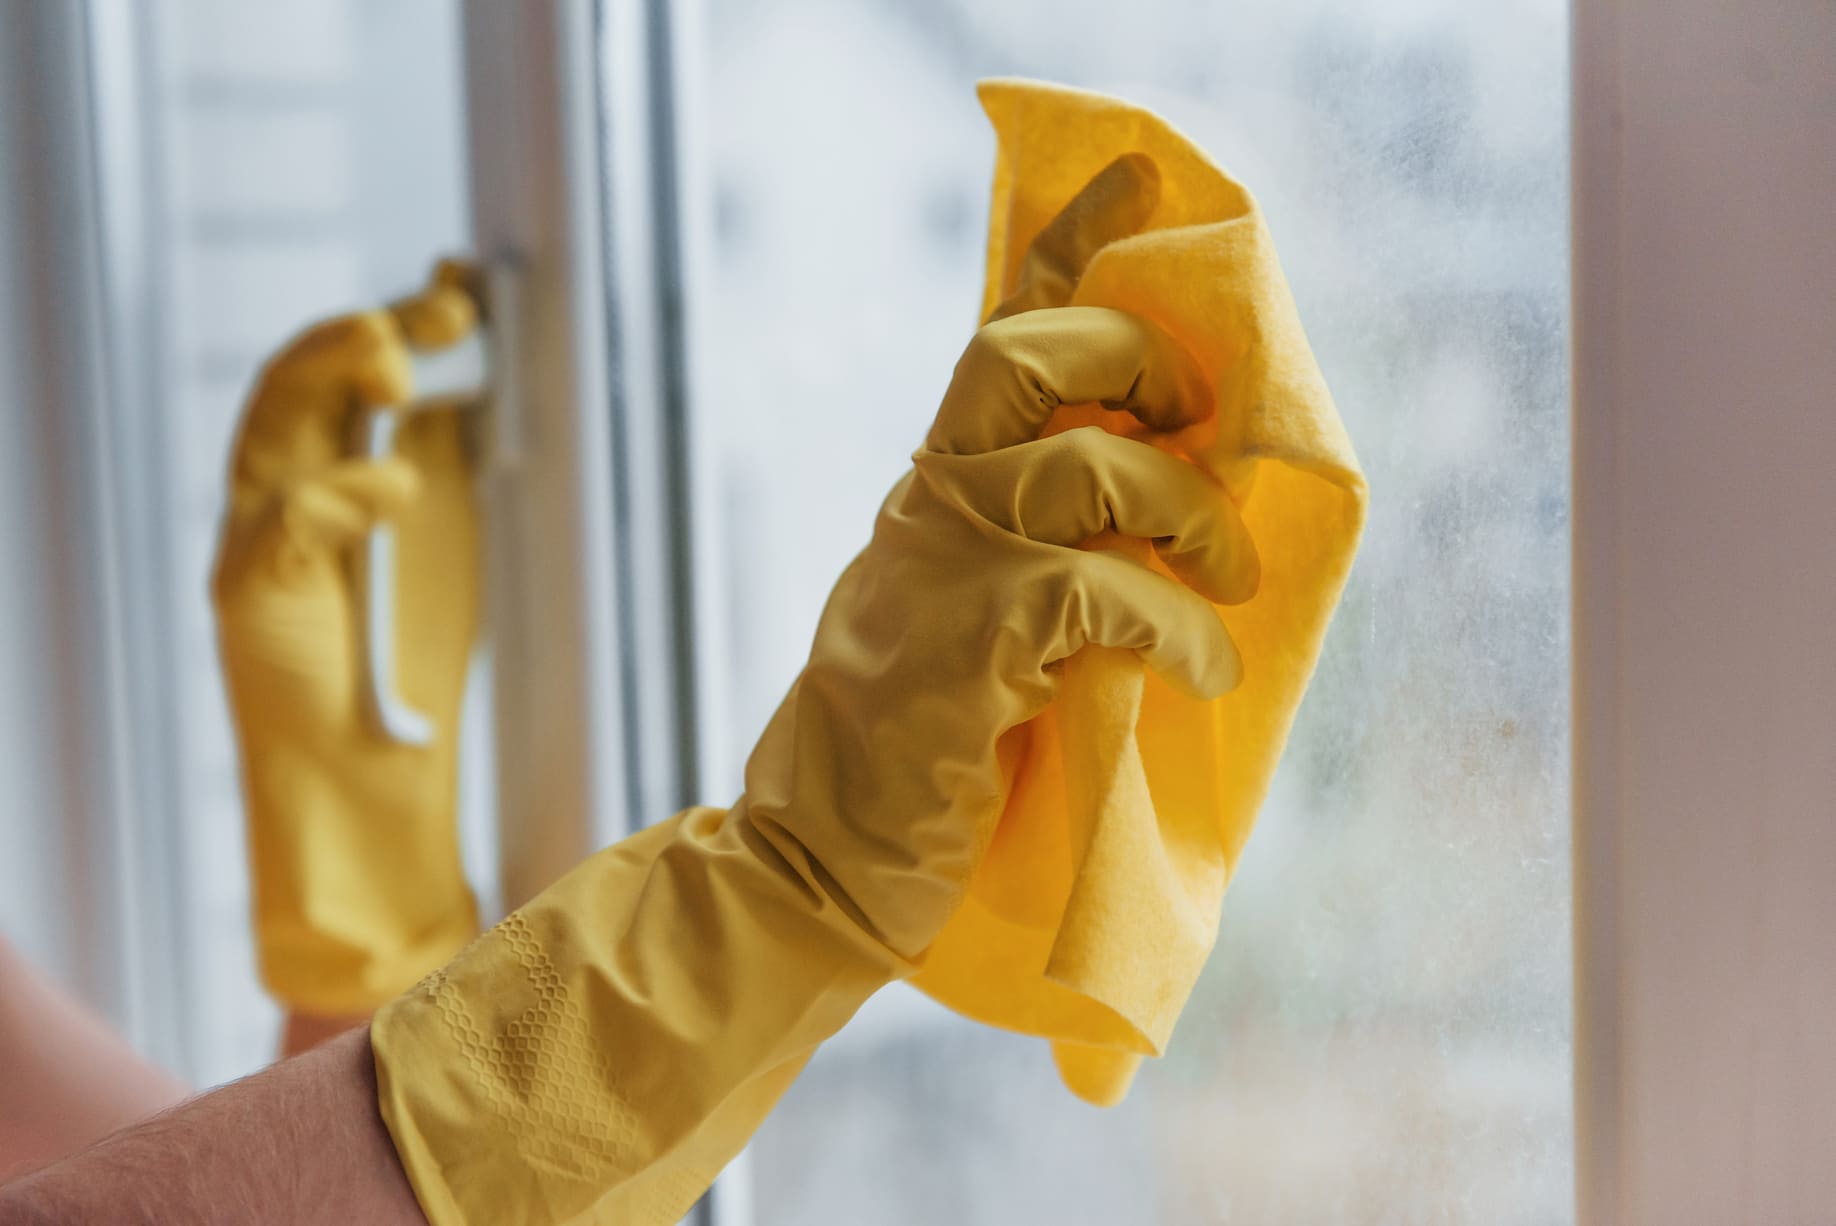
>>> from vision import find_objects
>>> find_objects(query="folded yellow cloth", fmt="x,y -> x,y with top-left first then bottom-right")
908,79 -> 1367,1106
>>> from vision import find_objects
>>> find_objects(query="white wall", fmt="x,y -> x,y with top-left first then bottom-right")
1572,0 -> 1836,1221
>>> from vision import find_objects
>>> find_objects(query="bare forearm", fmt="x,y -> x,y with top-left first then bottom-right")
0,1028 -> 426,1226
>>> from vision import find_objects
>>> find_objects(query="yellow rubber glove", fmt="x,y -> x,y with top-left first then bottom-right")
370,154 -> 1247,1225
213,261 -> 484,1018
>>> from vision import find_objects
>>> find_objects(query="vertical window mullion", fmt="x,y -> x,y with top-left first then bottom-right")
460,0 -> 632,910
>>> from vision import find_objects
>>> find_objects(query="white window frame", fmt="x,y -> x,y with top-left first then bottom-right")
0,0 -> 192,1075
457,0 -> 634,907
459,2 -> 734,1217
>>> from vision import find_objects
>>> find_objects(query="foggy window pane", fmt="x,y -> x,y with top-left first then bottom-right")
688,1 -> 1571,1221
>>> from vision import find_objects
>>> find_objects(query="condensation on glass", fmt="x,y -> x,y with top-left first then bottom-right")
686,0 -> 1572,1221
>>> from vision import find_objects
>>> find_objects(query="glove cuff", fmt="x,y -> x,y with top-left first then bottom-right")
372,806 -> 906,1225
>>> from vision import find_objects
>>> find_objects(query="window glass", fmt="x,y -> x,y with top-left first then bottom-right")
138,0 -> 473,1086
686,0 -> 1571,1220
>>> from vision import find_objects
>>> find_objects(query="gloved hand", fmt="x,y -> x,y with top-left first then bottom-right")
371,155 -> 1252,1225
213,261 -> 483,1025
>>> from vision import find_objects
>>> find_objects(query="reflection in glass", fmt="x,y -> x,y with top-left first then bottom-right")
132,0 -> 469,1086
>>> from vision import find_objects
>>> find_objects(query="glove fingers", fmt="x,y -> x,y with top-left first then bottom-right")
986,153 -> 1161,324
927,306 -> 1210,456
232,263 -> 481,499
282,457 -> 420,553
222,311 -> 411,507
1062,548 -> 1243,700
389,260 -> 480,349
919,427 -> 1259,606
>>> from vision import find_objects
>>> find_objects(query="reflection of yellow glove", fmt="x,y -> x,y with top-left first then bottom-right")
213,263 -> 483,1017
372,153 -> 1251,1224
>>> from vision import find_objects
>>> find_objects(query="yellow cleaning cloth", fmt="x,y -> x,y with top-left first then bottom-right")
908,79 -> 1367,1106
214,266 -> 483,1016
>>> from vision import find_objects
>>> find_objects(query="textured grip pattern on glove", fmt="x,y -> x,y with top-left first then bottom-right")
411,912 -> 639,1188
374,811 -> 897,1225
635,1170 -> 719,1225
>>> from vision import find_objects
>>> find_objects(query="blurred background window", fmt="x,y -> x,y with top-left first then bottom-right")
166,0 -> 479,1089
678,1 -> 1572,1222
0,0 -> 479,1088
